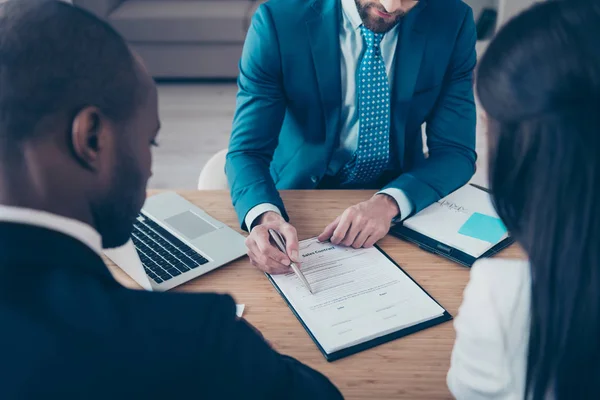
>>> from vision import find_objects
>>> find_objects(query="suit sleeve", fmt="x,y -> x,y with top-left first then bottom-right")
123,291 -> 341,399
208,297 -> 343,399
384,7 -> 477,214
226,4 -> 289,231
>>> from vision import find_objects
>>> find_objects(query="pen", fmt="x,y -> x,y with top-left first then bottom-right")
268,229 -> 314,294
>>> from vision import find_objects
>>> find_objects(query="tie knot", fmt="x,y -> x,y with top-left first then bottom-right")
360,26 -> 384,47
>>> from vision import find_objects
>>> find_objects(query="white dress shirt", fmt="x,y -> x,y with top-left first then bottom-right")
0,205 -> 102,255
245,0 -> 413,229
447,258 -> 531,399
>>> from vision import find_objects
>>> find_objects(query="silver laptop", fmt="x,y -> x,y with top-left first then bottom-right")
104,191 -> 247,291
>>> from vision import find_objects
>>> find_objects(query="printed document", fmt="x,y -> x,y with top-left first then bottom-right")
269,238 -> 445,354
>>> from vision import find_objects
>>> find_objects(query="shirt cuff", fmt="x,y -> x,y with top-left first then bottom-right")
377,188 -> 414,222
244,203 -> 282,231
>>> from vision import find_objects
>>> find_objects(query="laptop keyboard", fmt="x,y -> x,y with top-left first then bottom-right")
131,213 -> 209,284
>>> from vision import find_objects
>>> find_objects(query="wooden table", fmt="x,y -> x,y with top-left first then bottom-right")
107,190 -> 524,399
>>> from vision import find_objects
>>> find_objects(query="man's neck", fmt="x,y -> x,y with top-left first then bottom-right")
0,203 -> 104,255
0,171 -> 96,230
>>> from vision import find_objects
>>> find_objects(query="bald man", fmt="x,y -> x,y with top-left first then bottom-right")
0,1 -> 341,398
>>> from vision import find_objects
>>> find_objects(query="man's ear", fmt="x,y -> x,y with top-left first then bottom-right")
70,106 -> 106,171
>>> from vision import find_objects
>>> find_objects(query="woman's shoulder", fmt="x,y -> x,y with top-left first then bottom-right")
470,258 -> 531,292
449,261 -> 531,398
466,257 -> 531,334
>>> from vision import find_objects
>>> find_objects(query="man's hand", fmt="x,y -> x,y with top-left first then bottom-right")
246,211 -> 300,274
318,194 -> 399,248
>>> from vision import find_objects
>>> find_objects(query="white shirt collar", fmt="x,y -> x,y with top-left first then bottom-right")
341,0 -> 363,30
0,205 -> 103,255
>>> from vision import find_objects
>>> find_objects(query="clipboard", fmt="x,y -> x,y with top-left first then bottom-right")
390,225 -> 515,267
267,245 -> 452,362
389,184 -> 515,268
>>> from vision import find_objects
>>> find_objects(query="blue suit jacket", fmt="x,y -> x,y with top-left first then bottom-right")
226,0 -> 477,229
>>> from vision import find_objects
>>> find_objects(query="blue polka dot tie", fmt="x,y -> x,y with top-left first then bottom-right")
340,26 -> 391,186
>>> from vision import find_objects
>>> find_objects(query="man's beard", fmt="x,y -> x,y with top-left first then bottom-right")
93,147 -> 147,249
354,0 -> 405,33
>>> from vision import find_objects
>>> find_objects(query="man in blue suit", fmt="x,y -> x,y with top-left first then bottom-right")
227,0 -> 477,273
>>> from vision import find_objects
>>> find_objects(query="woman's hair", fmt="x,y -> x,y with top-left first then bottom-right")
477,0 -> 600,398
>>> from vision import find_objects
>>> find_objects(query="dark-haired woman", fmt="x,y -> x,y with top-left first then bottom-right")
447,0 -> 600,398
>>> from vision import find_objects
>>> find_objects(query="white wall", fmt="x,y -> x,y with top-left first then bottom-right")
464,0 -> 497,20
466,0 -> 544,32
498,0 -> 542,26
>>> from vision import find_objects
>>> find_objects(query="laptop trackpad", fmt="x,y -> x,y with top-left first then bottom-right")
164,211 -> 216,240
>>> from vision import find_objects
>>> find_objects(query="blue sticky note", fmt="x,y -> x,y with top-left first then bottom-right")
458,213 -> 507,243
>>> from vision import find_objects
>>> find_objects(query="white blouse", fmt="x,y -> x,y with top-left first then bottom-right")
448,258 -> 531,399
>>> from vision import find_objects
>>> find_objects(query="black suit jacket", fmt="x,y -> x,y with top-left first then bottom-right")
0,222 -> 342,399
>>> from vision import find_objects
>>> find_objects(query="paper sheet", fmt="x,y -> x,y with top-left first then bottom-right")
403,185 -> 508,257
236,304 -> 245,318
269,238 -> 445,354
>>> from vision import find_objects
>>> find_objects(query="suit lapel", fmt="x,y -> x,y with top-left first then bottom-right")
389,1 -> 431,168
394,1 -> 431,103
306,0 -> 342,146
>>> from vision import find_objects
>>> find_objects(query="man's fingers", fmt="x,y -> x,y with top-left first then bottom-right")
331,212 -> 353,245
246,219 -> 301,274
341,217 -> 365,247
362,236 -> 377,248
352,229 -> 371,249
363,229 -> 386,248
280,224 -> 300,263
248,248 -> 291,275
318,216 -> 340,242
246,226 -> 291,273
254,228 -> 291,266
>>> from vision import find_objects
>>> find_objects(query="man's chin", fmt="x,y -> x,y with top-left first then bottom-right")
364,18 -> 402,33
101,231 -> 133,250
363,11 -> 403,33
100,217 -> 137,250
